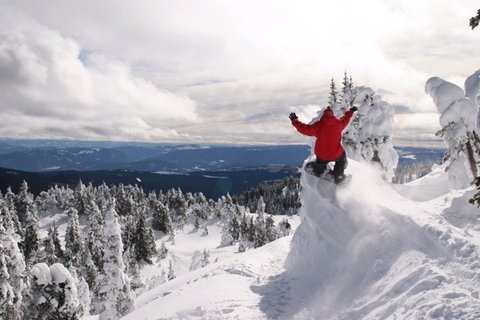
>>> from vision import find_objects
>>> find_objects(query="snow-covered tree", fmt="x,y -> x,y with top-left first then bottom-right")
265,215 -> 278,242
470,9 -> 480,29
167,261 -> 176,281
166,188 -> 188,226
131,208 -> 156,264
97,200 -> 134,320
71,269 -> 91,317
158,241 -> 168,260
43,221 -> 64,265
27,263 -> 81,320
189,249 -> 210,271
151,200 -> 172,234
0,241 -> 18,320
3,189 -> 22,238
86,200 -> 104,270
426,75 -> 480,189
0,223 -> 25,320
22,202 -> 40,263
341,85 -> 398,181
278,218 -> 292,237
15,181 -> 35,225
64,208 -> 83,268
328,77 -> 338,109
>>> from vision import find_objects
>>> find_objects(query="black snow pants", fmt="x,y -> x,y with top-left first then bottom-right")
305,152 -> 347,179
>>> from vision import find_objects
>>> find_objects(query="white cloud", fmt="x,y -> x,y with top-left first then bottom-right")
0,12 -> 198,141
1,0 -> 479,144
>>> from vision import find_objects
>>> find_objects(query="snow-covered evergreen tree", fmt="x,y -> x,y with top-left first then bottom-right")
337,71 -> 357,113
341,85 -> 398,181
278,218 -> 292,237
253,199 -> 267,248
64,208 -> 83,268
426,75 -> 480,189
27,263 -> 81,320
167,188 -> 188,226
265,215 -> 278,242
189,249 -> 210,271
151,200 -> 172,234
159,241 -> 168,260
43,221 -> 64,265
22,202 -> 40,263
86,200 -> 104,270
132,208 -> 156,264
0,223 -> 25,320
71,269 -> 91,317
3,190 -> 22,238
0,239 -> 18,320
15,181 -> 35,225
328,77 -> 338,109
97,200 -> 134,320
167,261 -> 176,281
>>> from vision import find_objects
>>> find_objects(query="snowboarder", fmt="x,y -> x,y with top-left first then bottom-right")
289,106 -> 358,184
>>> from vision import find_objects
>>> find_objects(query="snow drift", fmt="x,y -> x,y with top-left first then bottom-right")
285,157 -> 480,319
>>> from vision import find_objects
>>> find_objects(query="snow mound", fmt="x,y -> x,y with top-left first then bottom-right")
285,158 -> 480,319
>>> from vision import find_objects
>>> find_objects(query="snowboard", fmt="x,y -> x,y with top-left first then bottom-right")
304,163 -> 351,185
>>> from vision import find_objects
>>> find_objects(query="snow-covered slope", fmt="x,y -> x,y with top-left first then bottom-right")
119,159 -> 480,320
286,158 -> 480,319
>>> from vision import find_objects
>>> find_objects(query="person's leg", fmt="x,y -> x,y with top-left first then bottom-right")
333,152 -> 347,182
305,158 -> 329,177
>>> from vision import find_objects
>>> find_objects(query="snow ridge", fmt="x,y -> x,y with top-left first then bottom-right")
285,158 -> 480,319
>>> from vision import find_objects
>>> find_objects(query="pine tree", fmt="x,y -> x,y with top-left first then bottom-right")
470,9 -> 480,29
43,221 -> 64,265
27,263 -> 81,320
64,208 -> 83,268
86,200 -> 104,271
15,181 -> 35,225
167,261 -> 176,280
0,224 -> 25,320
22,202 -> 40,263
114,184 -> 133,217
3,189 -> 22,238
132,209 -> 156,264
167,188 -> 188,226
341,84 -> 398,181
254,213 -> 267,248
328,77 -> 338,108
426,76 -> 480,189
97,200 -> 134,320
201,249 -> 210,267
240,214 -> 249,241
265,215 -> 278,242
73,180 -> 85,215
0,241 -> 18,320
70,269 -> 91,317
152,200 -> 172,234
247,217 -> 255,242
159,241 -> 168,260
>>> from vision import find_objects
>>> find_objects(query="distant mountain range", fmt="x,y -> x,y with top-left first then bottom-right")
0,140 -> 446,199
0,140 -> 310,172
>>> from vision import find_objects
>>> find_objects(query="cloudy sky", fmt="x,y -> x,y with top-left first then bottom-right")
1,0 -> 479,146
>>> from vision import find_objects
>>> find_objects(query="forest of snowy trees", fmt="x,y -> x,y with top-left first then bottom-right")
0,178 -> 299,319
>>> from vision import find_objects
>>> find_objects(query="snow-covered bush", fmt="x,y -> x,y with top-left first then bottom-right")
330,74 -> 398,181
27,263 -> 81,320
425,74 -> 480,189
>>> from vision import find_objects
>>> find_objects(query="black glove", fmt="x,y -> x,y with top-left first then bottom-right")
289,112 -> 298,120
350,107 -> 358,112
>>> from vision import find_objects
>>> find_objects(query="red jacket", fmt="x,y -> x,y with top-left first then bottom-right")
292,110 -> 354,161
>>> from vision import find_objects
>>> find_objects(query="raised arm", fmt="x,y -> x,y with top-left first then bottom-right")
290,113 -> 317,136
339,107 -> 357,128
